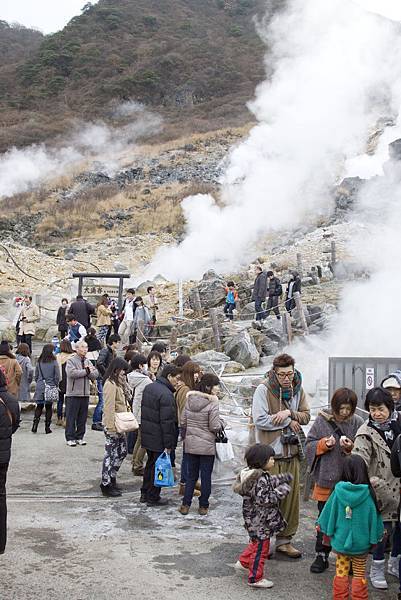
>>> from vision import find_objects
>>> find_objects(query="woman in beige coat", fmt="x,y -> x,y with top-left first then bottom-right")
100,358 -> 130,498
353,387 -> 401,590
96,295 -> 112,347
0,341 -> 22,397
179,373 -> 224,516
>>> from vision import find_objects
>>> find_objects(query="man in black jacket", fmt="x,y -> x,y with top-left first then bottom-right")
251,266 -> 268,322
266,270 -> 282,320
0,369 -> 21,554
92,334 -> 121,431
68,295 -> 95,330
140,364 -> 182,506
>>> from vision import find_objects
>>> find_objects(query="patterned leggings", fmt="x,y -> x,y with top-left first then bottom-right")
96,325 -> 109,346
336,553 -> 367,578
101,433 -> 127,485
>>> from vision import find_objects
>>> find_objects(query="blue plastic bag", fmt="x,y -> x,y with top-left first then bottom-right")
154,452 -> 175,487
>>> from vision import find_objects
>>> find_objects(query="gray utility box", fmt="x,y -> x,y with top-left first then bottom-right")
329,357 -> 401,408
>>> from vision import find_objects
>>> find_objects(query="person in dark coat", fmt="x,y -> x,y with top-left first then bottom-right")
68,295 -> 95,330
56,298 -> 69,339
251,266 -> 268,322
285,272 -> 302,315
140,364 -> 182,507
0,368 -> 21,555
266,271 -> 282,320
93,334 -> 121,431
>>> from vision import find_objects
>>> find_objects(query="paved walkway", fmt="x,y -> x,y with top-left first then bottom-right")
3,420 -> 398,599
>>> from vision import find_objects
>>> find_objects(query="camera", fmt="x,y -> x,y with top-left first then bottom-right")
280,428 -> 299,445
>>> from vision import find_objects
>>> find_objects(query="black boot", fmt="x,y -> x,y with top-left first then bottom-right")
45,405 -> 52,434
100,484 -> 121,498
110,477 -> 121,491
310,554 -> 329,573
31,418 -> 39,433
45,422 -> 52,434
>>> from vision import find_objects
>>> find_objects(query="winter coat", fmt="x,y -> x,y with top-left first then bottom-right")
353,420 -> 401,521
251,271 -> 268,301
68,299 -> 95,330
96,346 -> 115,378
16,354 -> 34,402
233,468 -> 292,541
267,276 -> 282,298
33,360 -> 60,404
317,481 -> 384,555
391,433 -> 401,479
181,391 -> 223,456
0,386 -> 20,463
141,377 -> 177,452
0,355 -> 22,397
65,354 -> 98,398
127,370 -> 152,424
306,411 -> 364,490
18,303 -> 40,336
56,306 -> 68,332
102,380 -> 128,433
96,305 -> 112,327
132,306 -> 151,328
85,336 -> 102,353
57,352 -> 73,395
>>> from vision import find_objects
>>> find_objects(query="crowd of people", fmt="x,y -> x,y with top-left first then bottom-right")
1,288 -> 401,599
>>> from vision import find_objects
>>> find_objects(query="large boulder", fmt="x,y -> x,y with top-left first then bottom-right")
191,350 -> 231,373
259,316 -> 284,342
191,270 -> 226,309
223,361 -> 245,374
239,302 -> 255,319
224,330 -> 259,369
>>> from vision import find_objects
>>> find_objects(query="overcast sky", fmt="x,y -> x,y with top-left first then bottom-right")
0,1 -> 99,34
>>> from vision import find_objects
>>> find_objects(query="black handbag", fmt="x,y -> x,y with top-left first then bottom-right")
215,428 -> 228,444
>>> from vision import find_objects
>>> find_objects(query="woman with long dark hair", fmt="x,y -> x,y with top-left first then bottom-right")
306,388 -> 363,574
100,358 -> 130,497
353,387 -> 401,590
15,343 -> 34,402
147,351 -> 162,382
32,343 -> 60,434
0,368 -> 20,555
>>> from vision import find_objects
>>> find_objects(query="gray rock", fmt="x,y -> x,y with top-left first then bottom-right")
191,270 -> 226,309
113,262 -> 129,272
224,330 -> 259,369
260,316 -> 284,342
223,361 -> 245,374
240,302 -> 255,319
261,338 -> 279,356
192,350 -> 231,365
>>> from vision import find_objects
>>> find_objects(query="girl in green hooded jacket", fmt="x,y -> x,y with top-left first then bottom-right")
317,454 -> 384,600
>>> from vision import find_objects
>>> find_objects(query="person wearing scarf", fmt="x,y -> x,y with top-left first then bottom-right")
252,354 -> 310,558
353,387 -> 401,590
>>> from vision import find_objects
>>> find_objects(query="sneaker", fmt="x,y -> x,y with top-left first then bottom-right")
248,579 -> 274,589
91,423 -> 104,431
76,439 -> 87,446
66,440 -> 76,447
234,561 -> 248,573
198,507 -> 208,516
388,556 -> 400,578
179,505 -> 190,515
310,554 -> 329,573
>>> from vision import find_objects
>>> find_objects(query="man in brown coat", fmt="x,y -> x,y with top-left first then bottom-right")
252,353 -> 310,558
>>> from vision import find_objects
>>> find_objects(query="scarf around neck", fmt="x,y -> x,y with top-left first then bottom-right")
267,368 -> 302,404
369,410 -> 401,449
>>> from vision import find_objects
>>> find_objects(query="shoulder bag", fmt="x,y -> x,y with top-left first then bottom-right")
39,363 -> 59,403
115,394 -> 139,434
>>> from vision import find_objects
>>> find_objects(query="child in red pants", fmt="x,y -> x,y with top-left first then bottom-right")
233,444 -> 292,588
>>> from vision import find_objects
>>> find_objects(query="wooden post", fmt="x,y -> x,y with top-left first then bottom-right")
293,291 -> 308,334
296,253 -> 303,277
209,308 -> 221,351
178,279 -> 184,318
283,311 -> 293,344
191,287 -> 202,317
169,326 -> 178,352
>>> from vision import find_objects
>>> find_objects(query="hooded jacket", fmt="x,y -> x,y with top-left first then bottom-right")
181,391 -> 223,456
233,468 -> 292,540
16,354 -> 34,402
127,369 -> 152,423
317,481 -> 383,555
0,355 -> 22,397
251,271 -> 268,302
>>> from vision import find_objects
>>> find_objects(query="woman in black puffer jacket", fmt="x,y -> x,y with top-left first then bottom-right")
0,367 -> 21,554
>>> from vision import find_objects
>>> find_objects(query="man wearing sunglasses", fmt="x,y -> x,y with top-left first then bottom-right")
252,353 -> 310,558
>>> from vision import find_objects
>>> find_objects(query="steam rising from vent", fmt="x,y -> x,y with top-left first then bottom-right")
0,102 -> 162,198
147,0 -> 401,281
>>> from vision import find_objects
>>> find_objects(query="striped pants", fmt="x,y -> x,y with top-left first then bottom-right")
239,538 -> 270,583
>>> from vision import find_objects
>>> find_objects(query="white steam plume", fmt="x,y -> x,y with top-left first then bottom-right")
0,102 -> 162,198
147,0 -> 401,281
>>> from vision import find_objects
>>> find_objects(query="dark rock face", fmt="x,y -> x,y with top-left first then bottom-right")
190,270 -> 227,309
333,177 -> 365,210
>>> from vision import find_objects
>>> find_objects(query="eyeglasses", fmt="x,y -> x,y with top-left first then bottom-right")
276,371 -> 294,379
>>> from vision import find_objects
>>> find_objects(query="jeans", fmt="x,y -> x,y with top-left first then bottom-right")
224,302 -> 235,321
254,299 -> 265,321
92,380 -> 104,424
180,452 -> 189,484
266,295 -> 280,318
21,334 -> 33,354
57,391 -> 64,419
183,454 -> 215,508
0,462 -> 8,554
141,450 -> 162,503
373,521 -> 394,560
65,396 -> 89,441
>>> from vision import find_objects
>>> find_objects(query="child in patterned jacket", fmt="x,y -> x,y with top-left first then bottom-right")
233,444 -> 292,588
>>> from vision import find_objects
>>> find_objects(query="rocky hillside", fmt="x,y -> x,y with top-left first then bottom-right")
0,0 -> 279,151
